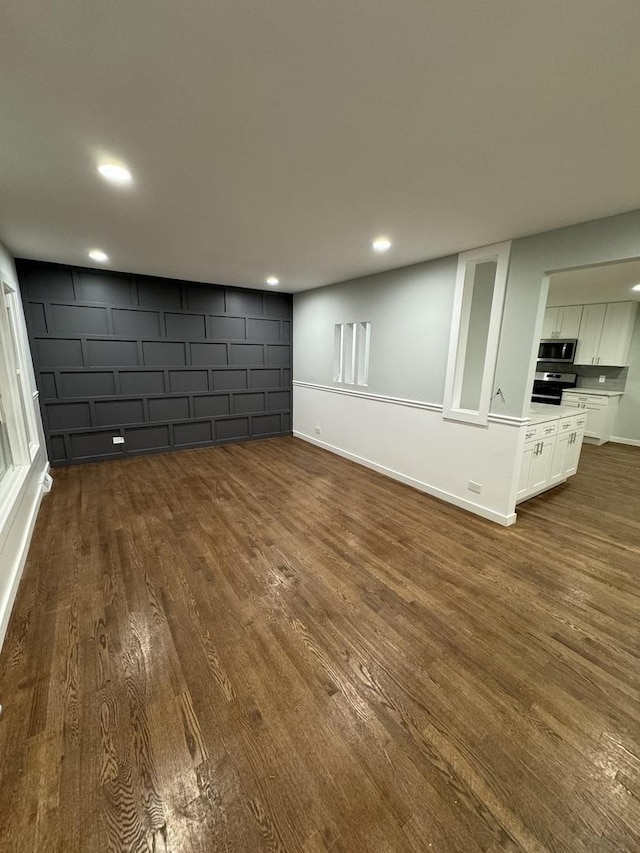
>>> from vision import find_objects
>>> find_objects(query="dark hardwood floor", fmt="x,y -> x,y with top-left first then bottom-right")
0,437 -> 639,852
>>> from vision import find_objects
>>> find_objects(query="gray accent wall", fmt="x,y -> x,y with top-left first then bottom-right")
18,260 -> 292,465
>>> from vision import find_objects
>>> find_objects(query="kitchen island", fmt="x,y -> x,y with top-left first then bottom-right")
517,404 -> 587,503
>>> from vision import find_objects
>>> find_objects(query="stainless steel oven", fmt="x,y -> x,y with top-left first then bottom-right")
531,372 -> 577,405
537,339 -> 577,363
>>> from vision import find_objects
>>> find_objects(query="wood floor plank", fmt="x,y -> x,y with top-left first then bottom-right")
1,436 -> 640,851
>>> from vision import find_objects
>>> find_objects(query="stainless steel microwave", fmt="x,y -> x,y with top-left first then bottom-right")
537,339 -> 577,363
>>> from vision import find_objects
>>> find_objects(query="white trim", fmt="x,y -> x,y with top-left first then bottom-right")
488,412 -> 530,426
0,462 -> 50,651
611,436 -> 640,447
292,380 -> 528,426
443,241 -> 511,425
292,380 -> 443,412
294,430 -> 517,526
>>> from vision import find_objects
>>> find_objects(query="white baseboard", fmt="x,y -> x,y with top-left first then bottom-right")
294,430 -> 517,527
0,466 -> 51,652
611,436 -> 640,447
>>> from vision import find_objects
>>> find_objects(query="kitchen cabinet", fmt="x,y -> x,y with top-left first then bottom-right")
561,391 -> 621,445
517,412 -> 586,503
542,305 -> 583,339
550,413 -> 587,484
517,420 -> 557,502
573,301 -> 637,366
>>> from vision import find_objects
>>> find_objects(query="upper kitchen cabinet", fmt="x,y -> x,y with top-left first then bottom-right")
541,305 -> 583,339
573,301 -> 637,366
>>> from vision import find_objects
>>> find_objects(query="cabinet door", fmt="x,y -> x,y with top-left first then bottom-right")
597,302 -> 637,366
558,305 -> 582,338
574,303 -> 606,365
563,431 -> 584,477
542,307 -> 559,338
550,432 -> 570,484
583,402 -> 607,439
516,443 -> 535,500
529,437 -> 555,492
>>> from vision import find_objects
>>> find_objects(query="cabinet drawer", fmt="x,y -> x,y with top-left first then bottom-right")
560,415 -> 587,432
525,420 -> 559,441
539,421 -> 558,438
564,393 -> 608,407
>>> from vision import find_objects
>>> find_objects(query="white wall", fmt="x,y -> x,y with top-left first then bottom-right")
496,209 -> 640,418
293,255 -> 457,401
293,208 -> 640,526
293,256 -> 525,525
294,384 -> 522,525
0,240 -> 50,651
613,311 -> 640,444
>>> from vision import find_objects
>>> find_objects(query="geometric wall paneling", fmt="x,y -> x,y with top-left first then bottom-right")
74,272 -> 134,304
123,425 -> 171,452
113,308 -> 161,336
192,395 -> 230,418
252,414 -> 282,435
249,369 -> 281,389
246,317 -> 281,342
233,393 -> 265,414
94,399 -> 145,426
268,391 -> 291,410
148,396 -> 190,422
215,417 -> 250,441
212,369 -> 248,390
190,342 -> 227,366
264,292 -> 292,318
174,420 -> 213,446
208,315 -> 246,339
265,345 -> 291,365
50,304 -> 109,335
60,372 -> 116,398
119,371 -> 166,395
229,343 -> 264,365
168,370 -> 208,392
18,259 -> 292,465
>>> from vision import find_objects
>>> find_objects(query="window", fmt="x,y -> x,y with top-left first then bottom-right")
0,403 -> 12,486
333,322 -> 371,387
3,285 -> 38,458
443,242 -> 510,425
0,280 -> 37,496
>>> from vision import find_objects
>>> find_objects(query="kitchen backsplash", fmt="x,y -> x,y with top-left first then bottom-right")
537,362 -> 629,391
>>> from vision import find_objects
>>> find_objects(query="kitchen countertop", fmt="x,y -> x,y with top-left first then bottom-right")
528,403 -> 577,424
562,388 -> 624,397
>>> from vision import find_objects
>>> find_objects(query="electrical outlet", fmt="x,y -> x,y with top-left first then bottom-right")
468,480 -> 482,494
315,426 -> 322,434
599,375 -> 606,383
112,436 -> 125,445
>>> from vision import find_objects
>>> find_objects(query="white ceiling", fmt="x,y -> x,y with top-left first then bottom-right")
548,259 -> 640,306
2,1 -> 640,293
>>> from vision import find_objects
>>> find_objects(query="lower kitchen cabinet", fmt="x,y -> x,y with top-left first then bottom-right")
560,390 -> 621,445
517,413 -> 586,503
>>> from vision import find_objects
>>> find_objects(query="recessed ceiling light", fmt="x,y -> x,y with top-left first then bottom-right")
632,284 -> 640,292
88,249 -> 109,263
372,236 -> 391,253
97,163 -> 132,184
266,276 -> 279,286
